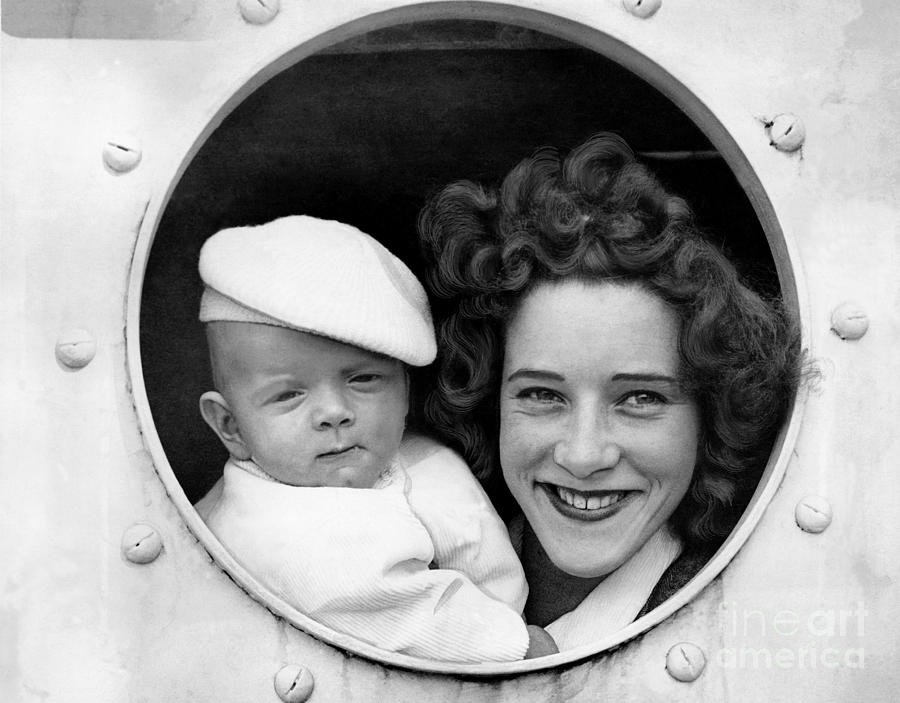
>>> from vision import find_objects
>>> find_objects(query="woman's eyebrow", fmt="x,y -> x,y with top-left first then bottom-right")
611,372 -> 679,384
506,368 -> 566,383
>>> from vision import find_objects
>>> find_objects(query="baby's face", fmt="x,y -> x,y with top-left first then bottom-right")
211,322 -> 408,488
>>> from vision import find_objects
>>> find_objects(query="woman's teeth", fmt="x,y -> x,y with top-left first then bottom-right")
555,486 -> 625,510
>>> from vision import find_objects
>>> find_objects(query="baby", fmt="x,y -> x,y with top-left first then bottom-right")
193,215 -> 555,663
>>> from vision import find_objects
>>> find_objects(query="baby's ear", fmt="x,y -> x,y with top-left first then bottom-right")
199,391 -> 251,460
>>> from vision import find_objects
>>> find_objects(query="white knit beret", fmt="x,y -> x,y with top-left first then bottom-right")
198,215 -> 436,366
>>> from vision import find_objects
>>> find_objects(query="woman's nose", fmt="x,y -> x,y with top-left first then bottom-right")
312,388 -> 355,430
552,412 -> 621,477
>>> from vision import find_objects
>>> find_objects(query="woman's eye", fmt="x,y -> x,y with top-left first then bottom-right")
517,387 -> 563,404
621,391 -> 666,409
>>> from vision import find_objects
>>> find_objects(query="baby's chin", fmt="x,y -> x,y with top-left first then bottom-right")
312,447 -> 385,488
319,464 -> 382,489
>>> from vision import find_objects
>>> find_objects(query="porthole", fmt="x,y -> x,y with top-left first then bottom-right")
126,4 -> 807,675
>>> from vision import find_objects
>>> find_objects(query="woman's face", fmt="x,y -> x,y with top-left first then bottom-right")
499,280 -> 699,579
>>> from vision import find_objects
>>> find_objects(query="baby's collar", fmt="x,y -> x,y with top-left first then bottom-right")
229,456 -> 404,490
231,457 -> 279,482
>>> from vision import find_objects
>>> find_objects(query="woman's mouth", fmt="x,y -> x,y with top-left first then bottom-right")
539,482 -> 634,521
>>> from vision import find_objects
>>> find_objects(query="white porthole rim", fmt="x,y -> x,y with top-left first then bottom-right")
123,1 -> 811,677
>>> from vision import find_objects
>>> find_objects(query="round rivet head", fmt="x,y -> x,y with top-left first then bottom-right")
666,642 -> 706,682
623,0 -> 662,18
238,0 -> 280,24
795,496 -> 832,534
55,329 -> 97,369
765,113 -> 805,152
102,134 -> 142,173
830,301 -> 869,340
274,664 -> 314,703
121,523 -> 163,564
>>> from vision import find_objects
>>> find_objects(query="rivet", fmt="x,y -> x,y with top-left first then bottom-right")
765,113 -> 805,152
830,302 -> 869,340
238,0 -> 280,25
102,134 -> 142,173
795,496 -> 832,534
55,329 -> 97,369
623,0 -> 662,19
665,642 -> 706,682
121,523 -> 163,564
274,664 -> 315,703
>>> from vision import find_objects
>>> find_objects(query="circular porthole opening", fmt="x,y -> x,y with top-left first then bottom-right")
132,11 -> 804,674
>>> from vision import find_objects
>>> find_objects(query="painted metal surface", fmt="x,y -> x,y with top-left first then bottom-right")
2,1 -> 899,701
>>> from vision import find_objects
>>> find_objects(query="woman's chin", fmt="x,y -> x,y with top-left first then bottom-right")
527,483 -> 649,578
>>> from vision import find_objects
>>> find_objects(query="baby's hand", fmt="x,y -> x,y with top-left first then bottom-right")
524,624 -> 559,659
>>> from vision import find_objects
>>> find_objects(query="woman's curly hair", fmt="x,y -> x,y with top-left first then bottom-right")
418,133 -> 804,547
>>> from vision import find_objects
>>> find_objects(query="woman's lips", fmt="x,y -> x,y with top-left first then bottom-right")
539,482 -> 635,522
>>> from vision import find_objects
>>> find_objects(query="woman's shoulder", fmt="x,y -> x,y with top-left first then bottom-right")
637,543 -> 717,617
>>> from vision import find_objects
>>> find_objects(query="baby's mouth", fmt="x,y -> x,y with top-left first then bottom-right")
317,445 -> 361,460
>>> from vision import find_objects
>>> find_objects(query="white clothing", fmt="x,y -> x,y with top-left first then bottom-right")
196,433 -> 530,663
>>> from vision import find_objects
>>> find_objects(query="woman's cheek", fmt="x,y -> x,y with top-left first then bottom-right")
498,411 -> 526,478
500,411 -> 551,477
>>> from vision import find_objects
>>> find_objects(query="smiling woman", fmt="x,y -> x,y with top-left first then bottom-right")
419,132 -> 805,650
500,283 -> 700,586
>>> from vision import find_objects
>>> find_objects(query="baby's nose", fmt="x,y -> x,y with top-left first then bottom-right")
312,389 -> 355,429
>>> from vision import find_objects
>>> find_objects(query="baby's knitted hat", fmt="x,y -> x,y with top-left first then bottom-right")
198,215 -> 436,366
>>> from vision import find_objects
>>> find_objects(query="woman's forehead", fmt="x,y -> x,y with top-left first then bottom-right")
503,280 -> 680,373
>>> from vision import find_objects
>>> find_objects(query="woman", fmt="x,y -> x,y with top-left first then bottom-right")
418,133 -> 804,651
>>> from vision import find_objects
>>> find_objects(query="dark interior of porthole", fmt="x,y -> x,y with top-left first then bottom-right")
140,19 -> 780,511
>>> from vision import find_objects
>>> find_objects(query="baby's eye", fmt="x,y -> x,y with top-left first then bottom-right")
273,390 -> 303,403
517,387 -> 564,404
350,373 -> 382,385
